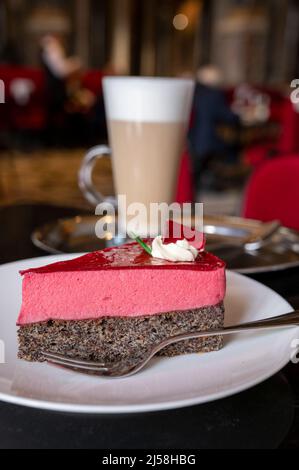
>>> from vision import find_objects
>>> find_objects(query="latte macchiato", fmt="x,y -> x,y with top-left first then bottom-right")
80,77 -> 194,236
103,77 -> 194,234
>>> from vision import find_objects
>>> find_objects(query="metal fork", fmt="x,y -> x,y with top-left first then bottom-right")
42,310 -> 299,378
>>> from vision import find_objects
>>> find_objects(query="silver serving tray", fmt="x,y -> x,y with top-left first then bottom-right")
31,214 -> 299,274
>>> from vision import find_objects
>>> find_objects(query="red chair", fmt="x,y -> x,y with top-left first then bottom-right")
242,155 -> 299,231
0,66 -> 46,131
277,99 -> 299,154
175,150 -> 194,203
0,66 -> 106,133
244,99 -> 299,167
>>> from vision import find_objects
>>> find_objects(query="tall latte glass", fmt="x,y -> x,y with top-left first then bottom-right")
79,77 -> 194,236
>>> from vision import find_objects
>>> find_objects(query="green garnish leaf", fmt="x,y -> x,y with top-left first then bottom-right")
130,232 -> 152,255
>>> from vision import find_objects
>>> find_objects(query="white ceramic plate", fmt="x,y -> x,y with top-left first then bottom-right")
0,255 -> 297,414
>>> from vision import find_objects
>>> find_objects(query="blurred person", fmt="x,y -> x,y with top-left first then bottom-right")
188,65 -> 240,194
64,68 -> 97,146
41,35 -> 82,77
41,35 -> 81,106
40,35 -> 80,144
40,35 -> 95,146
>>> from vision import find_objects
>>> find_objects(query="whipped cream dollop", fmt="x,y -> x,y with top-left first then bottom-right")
151,236 -> 198,262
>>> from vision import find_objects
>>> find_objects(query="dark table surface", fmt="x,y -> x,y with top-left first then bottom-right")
0,203 -> 298,449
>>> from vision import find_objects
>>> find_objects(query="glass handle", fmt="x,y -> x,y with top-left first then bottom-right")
78,145 -> 117,208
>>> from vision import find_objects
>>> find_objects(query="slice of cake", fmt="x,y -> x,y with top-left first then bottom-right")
17,240 -> 226,363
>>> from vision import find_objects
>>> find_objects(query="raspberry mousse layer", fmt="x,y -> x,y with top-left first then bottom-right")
17,242 -> 225,325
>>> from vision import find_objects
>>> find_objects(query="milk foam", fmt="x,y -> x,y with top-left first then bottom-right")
103,77 -> 195,123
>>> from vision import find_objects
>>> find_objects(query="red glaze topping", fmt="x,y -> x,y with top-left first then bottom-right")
20,241 -> 225,275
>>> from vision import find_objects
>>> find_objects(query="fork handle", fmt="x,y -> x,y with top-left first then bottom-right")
158,310 -> 299,350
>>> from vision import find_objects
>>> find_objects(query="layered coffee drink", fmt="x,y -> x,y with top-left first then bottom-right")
108,120 -> 186,208
103,77 -> 194,235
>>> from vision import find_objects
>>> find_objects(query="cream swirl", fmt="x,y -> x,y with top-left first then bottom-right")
151,236 -> 198,262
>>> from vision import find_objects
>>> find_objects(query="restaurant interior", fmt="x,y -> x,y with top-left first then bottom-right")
1,0 -> 299,450
1,0 -> 299,221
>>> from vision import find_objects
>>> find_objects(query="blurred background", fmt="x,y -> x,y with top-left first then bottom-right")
1,0 -> 299,225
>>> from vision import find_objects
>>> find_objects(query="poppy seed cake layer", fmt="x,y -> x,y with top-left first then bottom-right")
18,302 -> 224,362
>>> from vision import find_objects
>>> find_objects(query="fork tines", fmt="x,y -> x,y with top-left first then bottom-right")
41,350 -> 108,373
